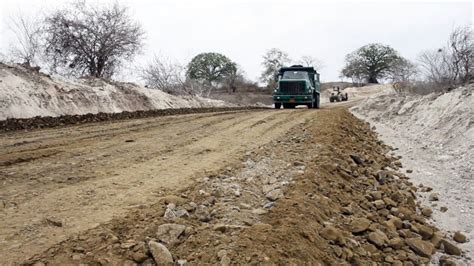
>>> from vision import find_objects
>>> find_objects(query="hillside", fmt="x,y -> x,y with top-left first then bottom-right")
352,85 -> 474,263
0,63 -> 227,120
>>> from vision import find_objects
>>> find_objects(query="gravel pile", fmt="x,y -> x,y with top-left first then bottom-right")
352,85 -> 473,264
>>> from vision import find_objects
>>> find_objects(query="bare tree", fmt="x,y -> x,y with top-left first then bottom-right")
260,48 -> 291,87
43,1 -> 145,78
298,55 -> 324,71
6,13 -> 43,66
418,49 -> 453,84
448,25 -> 473,83
141,55 -> 220,96
418,25 -> 473,85
387,58 -> 418,82
140,55 -> 189,94
223,66 -> 246,93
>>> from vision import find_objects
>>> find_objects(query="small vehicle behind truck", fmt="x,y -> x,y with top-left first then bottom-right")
329,86 -> 349,102
272,65 -> 321,109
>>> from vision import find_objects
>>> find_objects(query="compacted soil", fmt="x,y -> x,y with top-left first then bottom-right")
0,107 -> 465,265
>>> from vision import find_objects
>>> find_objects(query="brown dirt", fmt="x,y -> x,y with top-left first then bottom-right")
1,108 -> 461,265
0,108 -> 316,264
0,107 -> 266,132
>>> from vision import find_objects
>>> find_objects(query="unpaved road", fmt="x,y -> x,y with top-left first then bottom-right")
0,109 -> 317,264
1,102 -> 464,265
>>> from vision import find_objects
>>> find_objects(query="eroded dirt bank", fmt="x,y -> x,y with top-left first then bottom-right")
14,108 -> 463,265
0,63 -> 228,120
351,85 -> 473,264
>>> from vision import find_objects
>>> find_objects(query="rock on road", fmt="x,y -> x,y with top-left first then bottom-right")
2,104 -> 456,265
0,108 -> 320,264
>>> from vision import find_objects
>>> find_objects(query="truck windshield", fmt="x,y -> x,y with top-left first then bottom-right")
282,71 -> 309,80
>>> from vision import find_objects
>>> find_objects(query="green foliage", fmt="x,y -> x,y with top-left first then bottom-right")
342,43 -> 404,83
187,52 -> 237,86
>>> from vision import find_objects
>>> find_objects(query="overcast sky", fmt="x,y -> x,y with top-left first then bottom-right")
0,0 -> 472,82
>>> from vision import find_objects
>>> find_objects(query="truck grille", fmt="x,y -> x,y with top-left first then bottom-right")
278,81 -> 306,94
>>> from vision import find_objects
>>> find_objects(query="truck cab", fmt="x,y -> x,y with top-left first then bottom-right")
272,65 -> 320,109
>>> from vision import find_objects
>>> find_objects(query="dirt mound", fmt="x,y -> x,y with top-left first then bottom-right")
351,85 -> 472,148
0,63 -> 228,120
0,106 -> 266,132
24,109 -> 462,265
351,85 -> 473,263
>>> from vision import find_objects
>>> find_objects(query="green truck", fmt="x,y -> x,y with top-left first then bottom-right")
272,65 -> 321,109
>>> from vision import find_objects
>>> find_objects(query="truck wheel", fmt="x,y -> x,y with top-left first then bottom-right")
274,103 -> 281,109
315,94 -> 321,109
307,97 -> 315,109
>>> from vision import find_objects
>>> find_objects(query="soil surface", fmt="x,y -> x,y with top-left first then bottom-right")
1,108 -> 315,264
0,62 -> 228,120
0,107 -> 266,132
1,104 -> 465,265
351,85 -> 473,264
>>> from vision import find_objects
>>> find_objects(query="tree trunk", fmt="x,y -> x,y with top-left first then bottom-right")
368,75 -> 378,83
96,56 -> 106,78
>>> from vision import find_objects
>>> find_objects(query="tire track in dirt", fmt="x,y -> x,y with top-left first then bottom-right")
0,109 -> 315,264
0,110 -> 256,156
23,109 -> 464,265
0,107 -> 267,132
0,111 -> 266,213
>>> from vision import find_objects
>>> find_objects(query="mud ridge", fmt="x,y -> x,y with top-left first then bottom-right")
0,107 -> 267,133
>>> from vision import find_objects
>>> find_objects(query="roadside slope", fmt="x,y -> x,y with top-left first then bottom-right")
0,63 -> 227,120
351,85 -> 474,262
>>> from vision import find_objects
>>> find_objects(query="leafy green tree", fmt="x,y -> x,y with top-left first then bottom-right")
342,43 -> 404,83
260,48 -> 290,87
187,52 -> 237,87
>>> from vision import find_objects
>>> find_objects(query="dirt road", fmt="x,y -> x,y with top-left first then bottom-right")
0,109 -> 317,264
1,105 -> 463,265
